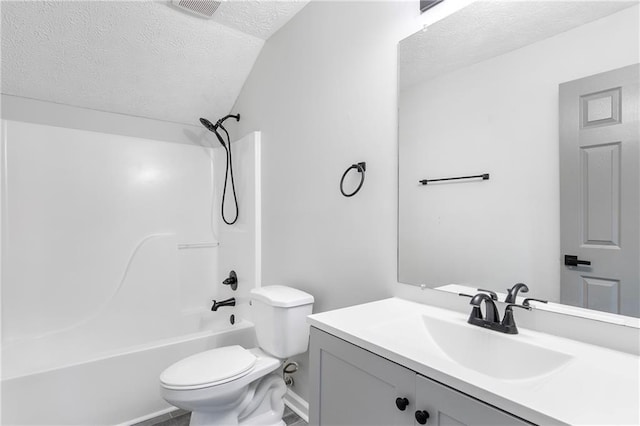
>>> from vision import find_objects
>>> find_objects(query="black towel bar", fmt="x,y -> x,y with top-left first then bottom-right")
419,173 -> 489,185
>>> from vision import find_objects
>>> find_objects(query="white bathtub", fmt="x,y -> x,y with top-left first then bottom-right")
1,318 -> 256,425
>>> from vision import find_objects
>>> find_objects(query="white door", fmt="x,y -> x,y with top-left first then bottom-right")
559,64 -> 639,317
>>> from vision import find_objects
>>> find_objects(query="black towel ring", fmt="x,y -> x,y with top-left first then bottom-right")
340,162 -> 366,197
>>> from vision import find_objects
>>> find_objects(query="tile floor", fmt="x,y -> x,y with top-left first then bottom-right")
134,406 -> 307,426
283,406 -> 308,426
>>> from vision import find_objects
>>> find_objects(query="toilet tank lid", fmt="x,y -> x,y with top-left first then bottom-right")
250,286 -> 314,307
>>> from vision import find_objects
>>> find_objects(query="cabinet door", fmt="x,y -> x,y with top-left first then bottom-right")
414,375 -> 532,426
309,328 -> 415,426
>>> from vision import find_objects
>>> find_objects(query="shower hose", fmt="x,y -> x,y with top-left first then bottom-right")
219,125 -> 239,225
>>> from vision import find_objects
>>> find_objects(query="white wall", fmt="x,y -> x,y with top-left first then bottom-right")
399,5 -> 640,302
231,1 -> 418,401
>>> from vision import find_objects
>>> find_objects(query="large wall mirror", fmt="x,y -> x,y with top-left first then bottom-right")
398,1 -> 639,324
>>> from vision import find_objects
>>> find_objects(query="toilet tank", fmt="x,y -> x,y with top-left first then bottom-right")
249,286 -> 314,359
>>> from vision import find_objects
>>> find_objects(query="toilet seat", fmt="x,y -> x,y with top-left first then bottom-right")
161,345 -> 258,390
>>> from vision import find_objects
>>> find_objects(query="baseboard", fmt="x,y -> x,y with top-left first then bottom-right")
284,388 -> 309,423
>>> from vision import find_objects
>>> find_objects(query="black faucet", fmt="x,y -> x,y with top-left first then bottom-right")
211,297 -> 236,311
505,283 -> 529,303
465,293 -> 531,334
468,293 -> 500,324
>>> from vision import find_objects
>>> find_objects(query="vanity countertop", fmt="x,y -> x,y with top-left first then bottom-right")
307,297 -> 640,426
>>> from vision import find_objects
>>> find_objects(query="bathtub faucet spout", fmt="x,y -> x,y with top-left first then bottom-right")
211,297 -> 236,311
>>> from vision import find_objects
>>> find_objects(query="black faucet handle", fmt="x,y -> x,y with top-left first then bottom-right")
499,304 -> 531,334
477,288 -> 498,301
506,303 -> 532,311
522,298 -> 548,307
460,293 -> 483,320
501,303 -> 531,324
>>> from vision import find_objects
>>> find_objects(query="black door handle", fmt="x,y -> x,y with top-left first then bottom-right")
395,397 -> 409,411
564,255 -> 591,266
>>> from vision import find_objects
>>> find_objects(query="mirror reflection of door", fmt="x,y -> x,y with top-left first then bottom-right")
559,64 -> 639,316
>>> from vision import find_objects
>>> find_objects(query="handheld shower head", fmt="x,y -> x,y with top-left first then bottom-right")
200,114 -> 240,132
199,117 -> 217,132
200,117 -> 226,148
199,113 -> 242,226
199,114 -> 241,149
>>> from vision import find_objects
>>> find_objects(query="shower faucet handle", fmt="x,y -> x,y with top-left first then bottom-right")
222,270 -> 238,291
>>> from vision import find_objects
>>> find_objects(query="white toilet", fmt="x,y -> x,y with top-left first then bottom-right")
160,286 -> 314,426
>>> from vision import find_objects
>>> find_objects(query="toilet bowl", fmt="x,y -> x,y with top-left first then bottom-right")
160,286 -> 314,426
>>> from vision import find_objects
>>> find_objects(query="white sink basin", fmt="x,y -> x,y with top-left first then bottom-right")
421,315 -> 574,381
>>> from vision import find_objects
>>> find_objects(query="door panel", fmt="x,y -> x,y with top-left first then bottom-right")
560,63 -> 639,317
580,141 -> 620,246
583,276 -> 620,313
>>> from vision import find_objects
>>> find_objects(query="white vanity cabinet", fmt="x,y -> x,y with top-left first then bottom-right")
413,374 -> 531,426
309,327 -> 415,425
309,328 -> 532,426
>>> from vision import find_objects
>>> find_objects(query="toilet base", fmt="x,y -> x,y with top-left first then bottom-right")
185,372 -> 287,426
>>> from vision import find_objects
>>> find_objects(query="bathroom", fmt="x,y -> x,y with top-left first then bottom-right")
1,0 -> 638,425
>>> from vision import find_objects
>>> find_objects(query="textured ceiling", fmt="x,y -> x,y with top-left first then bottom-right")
212,0 -> 308,40
1,0 -> 308,126
400,1 -> 639,90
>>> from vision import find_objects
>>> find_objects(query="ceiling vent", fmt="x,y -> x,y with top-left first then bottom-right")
172,0 -> 222,19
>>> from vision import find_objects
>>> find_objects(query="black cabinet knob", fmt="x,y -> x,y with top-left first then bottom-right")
415,410 -> 430,424
395,397 -> 409,411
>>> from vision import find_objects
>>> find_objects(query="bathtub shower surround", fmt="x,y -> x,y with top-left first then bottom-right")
1,100 -> 262,425
2,121 -> 216,356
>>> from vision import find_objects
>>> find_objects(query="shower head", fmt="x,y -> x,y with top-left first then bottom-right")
199,117 -> 217,132
199,114 -> 241,148
200,114 -> 240,132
